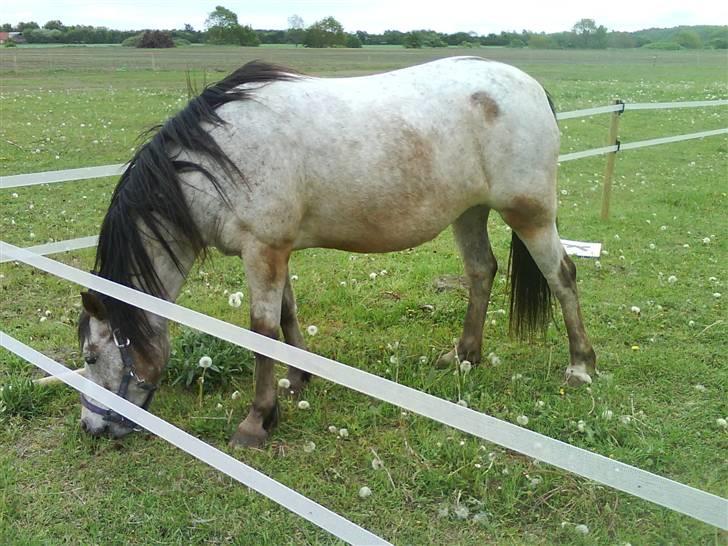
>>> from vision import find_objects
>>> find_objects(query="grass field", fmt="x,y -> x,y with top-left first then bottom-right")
1,46 -> 727,544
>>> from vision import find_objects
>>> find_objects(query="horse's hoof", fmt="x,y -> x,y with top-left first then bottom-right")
229,427 -> 268,449
564,366 -> 593,387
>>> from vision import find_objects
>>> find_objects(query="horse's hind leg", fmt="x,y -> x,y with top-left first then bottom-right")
437,205 -> 497,368
504,211 -> 596,385
230,241 -> 289,448
280,274 -> 311,395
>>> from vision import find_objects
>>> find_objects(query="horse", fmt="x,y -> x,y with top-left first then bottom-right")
77,57 -> 596,447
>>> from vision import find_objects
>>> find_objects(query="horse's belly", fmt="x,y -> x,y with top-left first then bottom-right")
294,198 -> 468,253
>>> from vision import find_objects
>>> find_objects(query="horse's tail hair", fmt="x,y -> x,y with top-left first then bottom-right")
508,232 -> 552,338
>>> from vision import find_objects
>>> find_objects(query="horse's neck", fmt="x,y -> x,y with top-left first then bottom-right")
139,231 -> 197,304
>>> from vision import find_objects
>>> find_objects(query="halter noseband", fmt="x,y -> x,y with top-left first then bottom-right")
80,328 -> 158,431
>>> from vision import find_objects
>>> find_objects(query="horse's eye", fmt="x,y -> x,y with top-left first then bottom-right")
85,355 -> 98,365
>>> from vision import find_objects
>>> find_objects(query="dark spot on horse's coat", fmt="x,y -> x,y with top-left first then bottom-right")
471,92 -> 500,122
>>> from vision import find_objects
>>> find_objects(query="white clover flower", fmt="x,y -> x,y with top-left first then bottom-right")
216,403 -> 223,410
713,292 -> 722,299
11,192 -> 18,198
620,415 -> 632,424
708,276 -> 717,283
577,420 -> 586,432
693,384 -> 706,392
667,275 -> 677,284
688,320 -> 696,327
290,274 -> 298,281
419,355 -> 428,364
454,505 -> 470,520
614,234 -> 620,240
303,441 -> 316,453
278,378 -> 291,389
380,269 -> 388,276
328,425 -> 338,433
516,415 -> 529,426
717,418 -> 727,429
630,306 -> 641,314
198,356 -> 212,369
297,400 -> 310,410
338,428 -> 349,438
702,237 -> 711,244
511,373 -> 523,381
574,524 -> 589,535
459,360 -> 472,373
536,400 -> 545,408
369,272 -> 377,280
228,292 -> 243,308
339,281 -> 347,286
601,409 -> 614,420
306,325 -> 318,336
358,486 -> 372,498
595,260 -> 602,270
648,243 -> 656,250
456,399 -> 469,408
39,316 -> 47,323
231,390 -> 241,400
660,225 -> 667,231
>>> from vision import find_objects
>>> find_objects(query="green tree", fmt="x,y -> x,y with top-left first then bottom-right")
304,16 -> 346,48
572,18 -> 607,48
287,14 -> 305,46
43,20 -> 65,31
206,5 -> 239,44
675,30 -> 702,49
345,33 -> 362,48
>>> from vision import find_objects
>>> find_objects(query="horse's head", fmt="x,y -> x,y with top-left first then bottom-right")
77,291 -> 168,438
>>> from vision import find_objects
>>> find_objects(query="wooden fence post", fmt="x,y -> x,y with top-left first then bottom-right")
601,99 -> 624,220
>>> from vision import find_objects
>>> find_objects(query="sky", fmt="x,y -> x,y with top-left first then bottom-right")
3,0 -> 727,35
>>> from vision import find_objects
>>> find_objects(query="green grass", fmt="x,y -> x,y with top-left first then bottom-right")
1,47 -> 727,545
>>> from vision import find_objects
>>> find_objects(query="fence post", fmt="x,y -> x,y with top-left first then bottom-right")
600,99 -> 624,220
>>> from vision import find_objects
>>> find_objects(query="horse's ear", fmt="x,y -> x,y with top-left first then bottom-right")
81,291 -> 108,320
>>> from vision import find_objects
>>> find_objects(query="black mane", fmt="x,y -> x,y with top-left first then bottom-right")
91,61 -> 298,356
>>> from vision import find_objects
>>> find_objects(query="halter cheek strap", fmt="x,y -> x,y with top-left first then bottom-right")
80,329 -> 158,431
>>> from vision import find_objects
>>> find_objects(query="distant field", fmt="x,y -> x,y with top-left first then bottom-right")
0,46 -> 726,545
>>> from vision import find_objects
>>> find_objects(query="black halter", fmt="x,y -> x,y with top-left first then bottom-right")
80,328 -> 158,431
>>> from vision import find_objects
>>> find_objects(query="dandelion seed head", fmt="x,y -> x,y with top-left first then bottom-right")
228,292 -> 243,308
574,524 -> 589,535
667,275 -> 677,284
516,415 -> 529,426
702,237 -> 711,244
437,506 -> 449,518
369,272 -> 377,280
290,274 -> 298,281
459,360 -> 472,373
577,420 -> 586,432
648,243 -> 656,250
328,425 -> 338,433
303,441 -> 316,453
693,384 -> 706,392
306,325 -> 318,336
371,458 -> 384,470
297,400 -> 310,410
198,356 -> 212,369
358,486 -> 372,498
454,505 -> 470,519
278,378 -> 291,389
602,409 -> 614,420
338,428 -> 349,438
717,418 -> 727,429
457,399 -> 469,408
231,390 -> 241,400
630,306 -> 641,314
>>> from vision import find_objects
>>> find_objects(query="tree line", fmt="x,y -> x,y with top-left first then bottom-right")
3,9 -> 726,50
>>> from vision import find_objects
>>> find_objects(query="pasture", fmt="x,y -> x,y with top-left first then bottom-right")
1,46 -> 726,544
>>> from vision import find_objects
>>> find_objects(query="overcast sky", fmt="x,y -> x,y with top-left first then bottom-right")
4,0 -> 727,34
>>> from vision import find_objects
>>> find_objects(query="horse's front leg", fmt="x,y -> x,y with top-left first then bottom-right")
230,241 -> 290,449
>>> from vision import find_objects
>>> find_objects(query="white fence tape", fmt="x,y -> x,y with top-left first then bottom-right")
1,240 -> 726,530
0,164 -> 125,189
1,100 -> 726,189
0,331 -> 390,546
0,236 -> 98,263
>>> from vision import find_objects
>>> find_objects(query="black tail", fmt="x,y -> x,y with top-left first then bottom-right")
508,232 -> 552,338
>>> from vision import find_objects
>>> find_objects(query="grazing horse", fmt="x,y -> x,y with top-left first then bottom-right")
77,57 -> 596,447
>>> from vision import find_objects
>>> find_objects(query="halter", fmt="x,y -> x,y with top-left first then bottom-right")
80,328 -> 158,431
